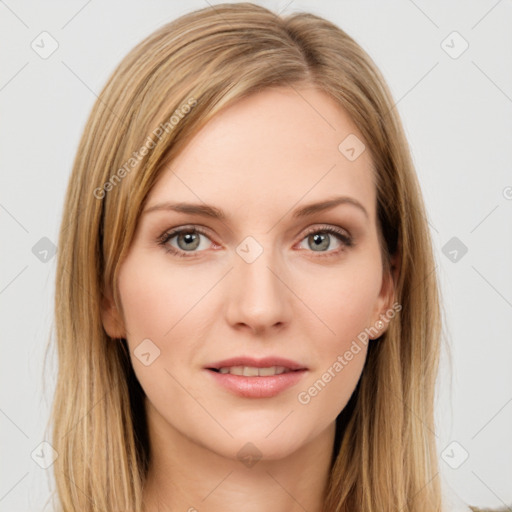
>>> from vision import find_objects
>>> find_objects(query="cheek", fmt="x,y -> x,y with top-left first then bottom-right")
293,256 -> 381,414
118,269 -> 169,341
295,341 -> 367,431
116,255 -> 205,409
117,253 -> 204,341
295,288 -> 373,423
116,252 -> 219,391
301,257 -> 383,345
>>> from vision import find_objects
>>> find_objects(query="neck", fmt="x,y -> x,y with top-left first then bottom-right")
141,399 -> 335,512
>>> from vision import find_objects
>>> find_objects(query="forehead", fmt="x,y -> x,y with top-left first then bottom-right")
147,86 -> 376,222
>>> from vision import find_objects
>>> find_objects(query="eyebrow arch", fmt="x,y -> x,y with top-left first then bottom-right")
142,195 -> 368,220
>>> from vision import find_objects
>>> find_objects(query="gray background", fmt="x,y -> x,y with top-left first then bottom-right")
1,1 -> 511,510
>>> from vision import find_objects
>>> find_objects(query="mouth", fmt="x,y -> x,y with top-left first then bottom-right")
207,366 -> 300,376
204,356 -> 308,398
205,356 -> 308,375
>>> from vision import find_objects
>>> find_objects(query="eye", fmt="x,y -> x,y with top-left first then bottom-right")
297,225 -> 353,257
157,224 -> 353,259
157,226 -> 215,258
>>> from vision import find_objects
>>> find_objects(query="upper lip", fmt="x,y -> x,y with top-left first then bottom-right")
206,356 -> 308,371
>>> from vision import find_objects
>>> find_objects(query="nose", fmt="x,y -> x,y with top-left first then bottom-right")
224,243 -> 292,335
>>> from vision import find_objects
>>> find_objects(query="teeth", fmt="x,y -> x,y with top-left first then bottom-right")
258,366 -> 278,376
243,366 -> 259,377
217,365 -> 291,376
230,366 -> 244,376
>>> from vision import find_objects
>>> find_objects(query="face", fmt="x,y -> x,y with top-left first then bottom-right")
102,86 -> 395,462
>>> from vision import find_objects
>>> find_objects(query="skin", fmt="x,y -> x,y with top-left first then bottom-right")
102,86 -> 397,512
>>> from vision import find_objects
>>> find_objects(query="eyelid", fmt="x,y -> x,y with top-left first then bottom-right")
300,224 -> 352,241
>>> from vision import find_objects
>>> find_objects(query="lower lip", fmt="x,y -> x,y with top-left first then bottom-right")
205,369 -> 307,398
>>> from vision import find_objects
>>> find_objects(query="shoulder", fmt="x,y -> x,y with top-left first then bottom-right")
469,507 -> 512,512
440,475 -> 510,512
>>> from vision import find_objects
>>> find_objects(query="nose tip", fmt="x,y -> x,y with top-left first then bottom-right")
225,248 -> 291,334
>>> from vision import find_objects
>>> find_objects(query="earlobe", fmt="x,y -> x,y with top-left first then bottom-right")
100,290 -> 126,339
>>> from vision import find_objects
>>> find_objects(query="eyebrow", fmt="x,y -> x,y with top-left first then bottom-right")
142,195 -> 369,220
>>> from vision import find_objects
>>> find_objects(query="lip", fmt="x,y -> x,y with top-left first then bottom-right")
204,356 -> 308,399
205,356 -> 308,372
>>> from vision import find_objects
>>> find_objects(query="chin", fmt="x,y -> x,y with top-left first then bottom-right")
218,423 -> 318,463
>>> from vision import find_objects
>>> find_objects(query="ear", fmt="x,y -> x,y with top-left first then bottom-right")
370,251 -> 400,339
100,286 -> 126,339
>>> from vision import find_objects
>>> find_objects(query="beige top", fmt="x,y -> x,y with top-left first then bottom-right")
441,476 -> 510,512
469,508 -> 511,512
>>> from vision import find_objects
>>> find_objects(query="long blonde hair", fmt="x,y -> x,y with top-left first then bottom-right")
49,3 -> 442,511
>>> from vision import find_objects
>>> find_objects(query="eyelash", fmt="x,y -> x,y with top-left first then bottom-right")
156,224 -> 354,259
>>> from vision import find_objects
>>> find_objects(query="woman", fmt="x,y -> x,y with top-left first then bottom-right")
49,3 -> 493,511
